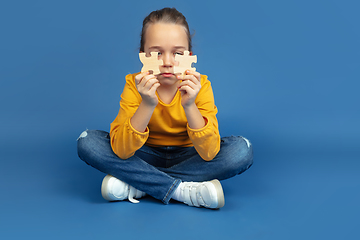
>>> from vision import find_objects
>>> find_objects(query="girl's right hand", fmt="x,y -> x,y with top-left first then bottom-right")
135,72 -> 160,107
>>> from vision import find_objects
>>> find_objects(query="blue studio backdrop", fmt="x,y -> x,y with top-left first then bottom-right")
1,0 -> 359,239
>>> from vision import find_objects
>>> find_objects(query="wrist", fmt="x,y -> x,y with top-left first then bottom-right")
140,99 -> 158,109
182,102 -> 196,112
184,103 -> 205,129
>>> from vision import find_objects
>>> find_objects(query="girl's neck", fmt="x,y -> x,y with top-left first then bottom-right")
156,84 -> 178,104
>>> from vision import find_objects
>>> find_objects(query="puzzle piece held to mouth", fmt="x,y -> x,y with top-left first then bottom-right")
174,51 -> 197,74
139,52 -> 163,75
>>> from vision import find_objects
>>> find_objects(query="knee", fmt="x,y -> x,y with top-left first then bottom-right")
77,130 -> 88,141
240,136 -> 253,167
77,130 -> 91,160
221,136 -> 253,172
238,136 -> 253,170
76,130 -> 106,160
77,130 -> 92,150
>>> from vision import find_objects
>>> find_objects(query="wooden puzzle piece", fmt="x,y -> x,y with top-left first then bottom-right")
139,52 -> 163,75
174,51 -> 197,74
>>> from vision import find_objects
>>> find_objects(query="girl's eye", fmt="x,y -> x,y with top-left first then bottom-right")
174,52 -> 183,56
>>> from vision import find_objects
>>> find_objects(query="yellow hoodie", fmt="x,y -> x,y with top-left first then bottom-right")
110,73 -> 220,161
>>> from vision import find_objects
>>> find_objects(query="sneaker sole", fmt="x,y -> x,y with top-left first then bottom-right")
210,179 -> 225,209
101,174 -> 117,201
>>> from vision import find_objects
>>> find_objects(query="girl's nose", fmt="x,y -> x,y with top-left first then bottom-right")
161,53 -> 174,67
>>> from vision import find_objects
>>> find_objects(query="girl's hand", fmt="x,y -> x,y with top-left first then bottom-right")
177,70 -> 201,109
135,72 -> 160,107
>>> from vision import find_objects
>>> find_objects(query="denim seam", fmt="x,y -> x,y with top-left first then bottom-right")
162,179 -> 181,204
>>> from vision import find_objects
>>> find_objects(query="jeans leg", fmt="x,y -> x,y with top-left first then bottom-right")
77,130 -> 181,204
157,136 -> 253,182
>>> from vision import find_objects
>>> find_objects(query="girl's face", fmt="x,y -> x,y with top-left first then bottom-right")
143,22 -> 189,85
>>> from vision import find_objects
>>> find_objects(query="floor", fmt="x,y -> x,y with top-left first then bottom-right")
1,129 -> 359,239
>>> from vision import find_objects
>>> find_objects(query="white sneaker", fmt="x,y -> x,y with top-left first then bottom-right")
180,179 -> 225,209
101,175 -> 146,203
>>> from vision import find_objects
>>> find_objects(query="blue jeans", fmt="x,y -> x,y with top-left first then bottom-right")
77,130 -> 253,204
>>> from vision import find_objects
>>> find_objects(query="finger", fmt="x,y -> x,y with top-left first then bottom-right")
143,77 -> 159,90
178,85 -> 194,93
139,74 -> 157,88
176,74 -> 184,80
135,72 -> 150,85
149,82 -> 161,95
179,89 -> 186,97
185,70 -> 201,82
179,80 -> 196,90
182,73 -> 201,85
179,78 -> 200,91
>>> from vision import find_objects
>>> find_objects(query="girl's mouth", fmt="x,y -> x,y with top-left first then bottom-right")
161,73 -> 175,78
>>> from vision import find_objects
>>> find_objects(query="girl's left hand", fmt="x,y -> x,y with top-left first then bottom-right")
177,70 -> 201,108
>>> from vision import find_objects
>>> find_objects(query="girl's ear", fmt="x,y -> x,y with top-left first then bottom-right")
189,51 -> 193,56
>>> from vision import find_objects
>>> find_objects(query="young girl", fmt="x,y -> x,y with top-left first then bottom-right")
77,7 -> 253,209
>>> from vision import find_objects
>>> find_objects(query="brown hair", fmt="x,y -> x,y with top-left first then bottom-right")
140,8 -> 192,52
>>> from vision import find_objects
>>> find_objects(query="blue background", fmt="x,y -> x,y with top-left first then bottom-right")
1,0 -> 359,239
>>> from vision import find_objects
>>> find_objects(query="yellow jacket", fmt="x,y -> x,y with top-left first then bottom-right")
110,73 -> 220,160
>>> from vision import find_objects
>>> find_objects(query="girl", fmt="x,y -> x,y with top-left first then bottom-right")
77,7 -> 253,209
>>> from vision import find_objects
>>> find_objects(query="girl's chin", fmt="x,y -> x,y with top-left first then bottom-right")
157,75 -> 179,86
157,75 -> 177,81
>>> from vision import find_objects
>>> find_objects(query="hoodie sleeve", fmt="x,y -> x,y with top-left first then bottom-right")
186,75 -> 220,161
110,73 -> 149,159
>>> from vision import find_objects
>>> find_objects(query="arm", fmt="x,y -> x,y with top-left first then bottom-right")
183,103 -> 205,129
130,72 -> 160,132
110,73 -> 160,159
178,70 -> 205,129
178,72 -> 220,160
